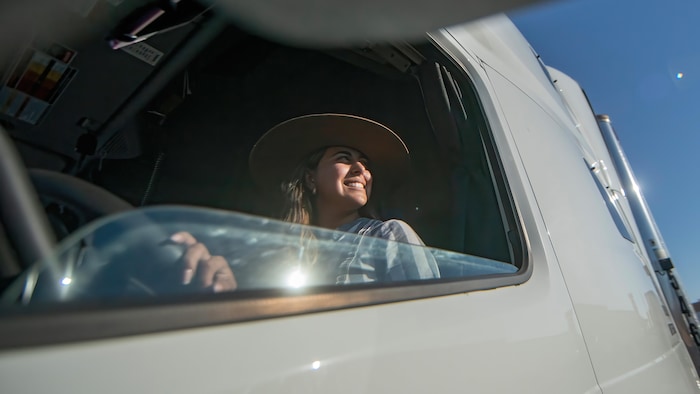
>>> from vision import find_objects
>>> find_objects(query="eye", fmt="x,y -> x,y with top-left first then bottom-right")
336,154 -> 351,163
359,160 -> 370,170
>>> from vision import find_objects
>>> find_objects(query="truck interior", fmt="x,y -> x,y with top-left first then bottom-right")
0,1 -> 524,297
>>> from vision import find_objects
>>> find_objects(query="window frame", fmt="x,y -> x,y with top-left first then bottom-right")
421,35 -> 529,269
0,33 -> 534,351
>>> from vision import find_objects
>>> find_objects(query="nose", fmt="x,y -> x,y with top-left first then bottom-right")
350,160 -> 368,175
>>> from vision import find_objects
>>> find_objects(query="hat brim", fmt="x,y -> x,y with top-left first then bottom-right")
249,114 -> 410,191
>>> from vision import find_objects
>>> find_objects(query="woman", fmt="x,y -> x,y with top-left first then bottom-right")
172,114 -> 439,292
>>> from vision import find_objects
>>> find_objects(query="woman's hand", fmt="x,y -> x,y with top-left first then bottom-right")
170,231 -> 238,292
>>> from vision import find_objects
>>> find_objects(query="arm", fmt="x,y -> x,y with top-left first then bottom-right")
370,219 -> 441,281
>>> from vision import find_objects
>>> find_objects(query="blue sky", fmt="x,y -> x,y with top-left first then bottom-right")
509,0 -> 700,301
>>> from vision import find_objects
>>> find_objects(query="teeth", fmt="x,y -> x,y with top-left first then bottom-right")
347,182 -> 364,189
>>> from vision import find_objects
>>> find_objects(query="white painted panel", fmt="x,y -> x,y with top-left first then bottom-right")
0,255 -> 596,394
483,65 -> 699,393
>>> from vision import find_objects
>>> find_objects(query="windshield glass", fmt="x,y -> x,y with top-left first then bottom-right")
3,206 -> 516,305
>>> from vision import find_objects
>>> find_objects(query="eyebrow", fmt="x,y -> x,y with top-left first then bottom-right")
332,149 -> 368,161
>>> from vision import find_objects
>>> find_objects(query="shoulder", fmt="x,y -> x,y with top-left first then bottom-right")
377,219 -> 414,234
369,219 -> 426,246
339,217 -> 383,234
340,217 -> 426,246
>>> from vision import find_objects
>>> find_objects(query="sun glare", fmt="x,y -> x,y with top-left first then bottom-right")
287,269 -> 307,288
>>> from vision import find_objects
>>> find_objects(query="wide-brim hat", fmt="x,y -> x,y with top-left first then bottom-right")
249,114 -> 410,191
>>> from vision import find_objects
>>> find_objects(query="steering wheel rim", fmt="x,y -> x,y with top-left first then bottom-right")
25,170 -> 190,300
28,168 -> 134,222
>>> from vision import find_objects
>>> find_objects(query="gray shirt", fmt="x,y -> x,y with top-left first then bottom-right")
330,217 -> 441,284
231,217 -> 440,288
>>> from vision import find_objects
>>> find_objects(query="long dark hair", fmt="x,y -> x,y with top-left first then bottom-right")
276,148 -> 324,272
280,148 -> 325,225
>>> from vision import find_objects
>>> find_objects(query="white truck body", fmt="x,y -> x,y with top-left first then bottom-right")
1,12 -> 698,394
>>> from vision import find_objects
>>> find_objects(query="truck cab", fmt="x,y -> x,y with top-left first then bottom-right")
0,1 -> 698,393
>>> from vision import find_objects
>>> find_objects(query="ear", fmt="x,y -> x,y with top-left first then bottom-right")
304,170 -> 316,190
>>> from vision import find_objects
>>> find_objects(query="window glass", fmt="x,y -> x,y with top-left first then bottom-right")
3,29 -> 525,309
3,206 -> 516,305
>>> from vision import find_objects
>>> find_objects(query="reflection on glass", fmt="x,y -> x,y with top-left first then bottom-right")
312,360 -> 321,370
286,269 -> 307,289
7,206 -> 517,305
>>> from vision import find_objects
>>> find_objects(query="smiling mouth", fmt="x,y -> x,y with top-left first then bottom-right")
345,181 -> 365,190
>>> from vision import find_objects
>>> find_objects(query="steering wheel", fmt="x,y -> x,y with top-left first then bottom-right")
26,169 -> 187,300
29,169 -> 133,237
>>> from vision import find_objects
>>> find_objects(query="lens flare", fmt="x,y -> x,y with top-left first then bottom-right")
287,269 -> 307,288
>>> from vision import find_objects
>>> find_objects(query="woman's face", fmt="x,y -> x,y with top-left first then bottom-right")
309,146 -> 373,212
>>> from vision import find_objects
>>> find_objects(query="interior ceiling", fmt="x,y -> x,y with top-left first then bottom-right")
0,0 -> 559,62
215,0 -> 558,46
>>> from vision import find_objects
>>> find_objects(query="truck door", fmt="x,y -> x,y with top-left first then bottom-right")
444,18 -> 700,392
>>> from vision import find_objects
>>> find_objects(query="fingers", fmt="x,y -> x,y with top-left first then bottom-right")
195,256 -> 237,292
213,270 -> 238,292
181,242 -> 211,285
170,232 -> 210,284
170,232 -> 237,292
170,231 -> 198,246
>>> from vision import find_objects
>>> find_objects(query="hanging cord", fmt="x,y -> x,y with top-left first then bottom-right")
140,151 -> 165,206
140,70 -> 192,206
140,109 -> 167,206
